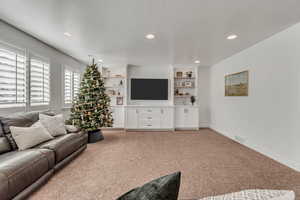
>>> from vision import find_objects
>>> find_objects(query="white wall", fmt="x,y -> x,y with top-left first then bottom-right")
210,23 -> 300,171
198,66 -> 210,127
0,20 -> 85,116
127,64 -> 173,106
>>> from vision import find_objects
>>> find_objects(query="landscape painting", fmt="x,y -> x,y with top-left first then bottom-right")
225,71 -> 248,96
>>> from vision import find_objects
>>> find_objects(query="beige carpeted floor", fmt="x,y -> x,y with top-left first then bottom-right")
29,129 -> 300,200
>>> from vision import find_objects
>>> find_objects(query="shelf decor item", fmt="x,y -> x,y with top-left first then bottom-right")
176,71 -> 183,78
184,81 -> 192,87
225,70 -> 249,96
68,59 -> 113,143
190,96 -> 196,105
116,96 -> 123,105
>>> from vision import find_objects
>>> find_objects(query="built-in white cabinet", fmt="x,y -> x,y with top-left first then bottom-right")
175,106 -> 199,130
111,106 -> 125,128
125,106 -> 174,130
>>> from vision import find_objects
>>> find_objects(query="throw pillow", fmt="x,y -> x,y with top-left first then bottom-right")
39,114 -> 67,137
197,190 -> 295,200
116,172 -> 181,200
0,111 -> 56,150
10,121 -> 54,150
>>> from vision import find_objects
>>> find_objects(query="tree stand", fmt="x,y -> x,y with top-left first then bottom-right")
88,129 -> 104,143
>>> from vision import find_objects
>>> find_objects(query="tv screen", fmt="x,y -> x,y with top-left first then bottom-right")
131,79 -> 168,100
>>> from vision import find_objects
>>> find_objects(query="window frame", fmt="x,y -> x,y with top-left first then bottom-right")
29,53 -> 51,107
0,41 -> 27,108
63,66 -> 81,107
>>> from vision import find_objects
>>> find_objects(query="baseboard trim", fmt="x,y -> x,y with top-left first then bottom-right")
209,126 -> 300,172
199,121 -> 209,128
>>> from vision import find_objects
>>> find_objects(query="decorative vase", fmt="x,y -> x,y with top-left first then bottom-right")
88,129 -> 104,143
190,96 -> 196,106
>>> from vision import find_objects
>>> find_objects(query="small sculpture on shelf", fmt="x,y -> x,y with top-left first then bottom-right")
190,96 -> 196,106
186,71 -> 193,78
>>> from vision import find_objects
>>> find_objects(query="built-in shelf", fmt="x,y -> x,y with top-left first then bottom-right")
174,95 -> 195,98
103,76 -> 126,79
174,86 -> 194,89
174,77 -> 195,80
173,67 -> 198,106
105,86 -> 124,88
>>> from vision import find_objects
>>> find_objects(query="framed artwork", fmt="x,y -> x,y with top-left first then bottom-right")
225,70 -> 249,96
116,96 -> 123,105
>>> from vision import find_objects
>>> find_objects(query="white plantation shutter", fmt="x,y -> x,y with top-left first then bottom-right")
0,43 -> 26,108
64,70 -> 72,104
73,72 -> 80,98
64,69 -> 80,104
30,57 -> 50,105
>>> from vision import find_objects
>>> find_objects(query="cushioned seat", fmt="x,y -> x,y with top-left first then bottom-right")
37,133 -> 87,163
0,149 -> 54,200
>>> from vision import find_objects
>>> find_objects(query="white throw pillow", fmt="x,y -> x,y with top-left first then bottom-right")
198,190 -> 295,200
10,121 -> 54,151
39,114 -> 67,137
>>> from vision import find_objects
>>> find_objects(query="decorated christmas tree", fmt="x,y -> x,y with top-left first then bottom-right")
68,61 -> 113,133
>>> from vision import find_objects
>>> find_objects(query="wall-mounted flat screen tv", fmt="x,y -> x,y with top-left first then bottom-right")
131,79 -> 168,100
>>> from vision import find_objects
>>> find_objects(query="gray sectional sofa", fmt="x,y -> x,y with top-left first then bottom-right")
0,111 -> 88,200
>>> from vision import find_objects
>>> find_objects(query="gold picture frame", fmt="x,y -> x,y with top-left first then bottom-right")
225,70 -> 249,96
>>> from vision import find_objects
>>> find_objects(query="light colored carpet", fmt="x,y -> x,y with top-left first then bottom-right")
29,129 -> 300,200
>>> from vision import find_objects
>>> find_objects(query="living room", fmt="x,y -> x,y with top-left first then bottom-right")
0,1 -> 300,200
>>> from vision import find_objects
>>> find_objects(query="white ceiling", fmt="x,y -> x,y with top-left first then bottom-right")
1,0 -> 300,67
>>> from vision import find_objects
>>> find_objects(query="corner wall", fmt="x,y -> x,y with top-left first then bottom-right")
210,23 -> 300,171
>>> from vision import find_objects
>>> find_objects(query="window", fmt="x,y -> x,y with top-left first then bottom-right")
30,57 -> 50,105
0,42 -> 26,108
73,72 -> 80,97
64,69 -> 80,104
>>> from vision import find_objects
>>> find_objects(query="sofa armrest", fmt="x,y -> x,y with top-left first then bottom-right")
65,125 -> 80,133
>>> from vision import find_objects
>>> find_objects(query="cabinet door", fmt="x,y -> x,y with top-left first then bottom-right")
175,107 -> 185,128
184,108 -> 199,128
112,107 -> 124,128
160,108 -> 173,129
126,108 -> 138,129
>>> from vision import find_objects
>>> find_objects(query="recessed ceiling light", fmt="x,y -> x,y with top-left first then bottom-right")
145,34 -> 155,40
98,59 -> 103,62
194,60 -> 200,64
227,34 -> 238,40
64,32 -> 72,37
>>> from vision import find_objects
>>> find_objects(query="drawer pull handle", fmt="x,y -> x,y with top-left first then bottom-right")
148,117 -> 152,119
147,110 -> 152,112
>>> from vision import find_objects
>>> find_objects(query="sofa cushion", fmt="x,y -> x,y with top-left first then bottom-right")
0,149 -> 54,199
37,133 -> 86,163
117,172 -> 181,200
39,114 -> 67,137
0,111 -> 55,150
0,111 -> 39,135
0,137 -> 11,154
10,121 -> 54,150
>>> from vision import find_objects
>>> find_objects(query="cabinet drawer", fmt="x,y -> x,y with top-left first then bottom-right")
139,118 -> 160,126
138,108 -> 160,115
139,113 -> 158,120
